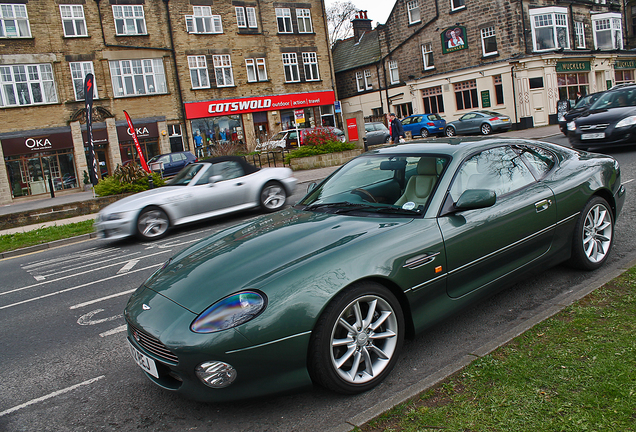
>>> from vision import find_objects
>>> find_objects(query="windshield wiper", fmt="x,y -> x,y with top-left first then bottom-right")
350,206 -> 422,216
303,202 -> 370,211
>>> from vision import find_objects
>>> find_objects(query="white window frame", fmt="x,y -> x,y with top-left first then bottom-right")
212,55 -> 234,87
422,43 -> 434,70
302,52 -> 319,81
0,64 -> 58,107
0,4 -> 31,38
592,13 -> 623,50
529,7 -> 570,52
480,26 -> 498,57
112,5 -> 147,36
235,7 -> 257,29
246,8 -> 257,28
186,6 -> 223,34
451,0 -> 466,12
283,53 -> 300,83
364,69 -> 372,90
188,55 -> 210,89
575,21 -> 585,48
60,5 -> 87,37
389,60 -> 399,85
109,59 -> 167,97
246,58 -> 267,82
356,71 -> 364,92
70,61 -> 97,100
296,9 -> 312,33
407,1 -> 420,25
276,8 -> 293,33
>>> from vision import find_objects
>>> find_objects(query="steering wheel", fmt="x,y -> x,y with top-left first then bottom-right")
352,188 -> 377,203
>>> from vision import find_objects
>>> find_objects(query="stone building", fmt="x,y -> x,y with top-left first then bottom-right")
0,0 -> 335,204
333,0 -> 636,131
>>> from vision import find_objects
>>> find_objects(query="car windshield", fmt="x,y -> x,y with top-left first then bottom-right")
167,163 -> 205,186
298,154 -> 449,216
589,88 -> 636,110
269,131 -> 287,141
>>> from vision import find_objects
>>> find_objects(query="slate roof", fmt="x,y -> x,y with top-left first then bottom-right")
332,30 -> 382,73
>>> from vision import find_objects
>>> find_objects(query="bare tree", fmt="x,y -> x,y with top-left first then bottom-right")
327,1 -> 358,46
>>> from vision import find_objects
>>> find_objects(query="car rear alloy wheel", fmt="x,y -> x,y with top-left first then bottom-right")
260,181 -> 287,212
420,128 -> 429,138
136,207 -> 170,240
309,282 -> 404,394
568,197 -> 614,270
445,126 -> 456,137
481,123 -> 492,135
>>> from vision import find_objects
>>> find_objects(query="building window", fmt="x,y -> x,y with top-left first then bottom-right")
454,80 -> 478,110
188,56 -> 210,89
283,53 -> 300,82
407,1 -> 420,24
112,5 -> 146,36
389,60 -> 399,84
70,61 -> 97,100
530,7 -> 570,52
212,55 -> 234,87
615,70 -> 634,85
276,8 -> 293,33
109,59 -> 167,97
575,21 -> 585,48
394,103 -> 413,118
236,7 -> 257,29
297,9 -> 312,33
60,5 -> 87,37
186,6 -> 222,34
364,69 -> 372,89
0,64 -> 57,107
557,73 -> 588,103
356,71 -> 364,92
451,0 -> 466,12
246,58 -> 267,82
422,86 -> 444,113
481,26 -> 497,56
592,13 -> 623,50
494,75 -> 504,104
0,4 -> 31,38
302,52 -> 320,81
422,43 -> 434,70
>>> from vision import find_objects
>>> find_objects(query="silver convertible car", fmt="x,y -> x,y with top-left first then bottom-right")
94,156 -> 297,241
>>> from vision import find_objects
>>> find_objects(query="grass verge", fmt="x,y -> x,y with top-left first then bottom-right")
0,220 -> 95,253
359,268 -> 636,432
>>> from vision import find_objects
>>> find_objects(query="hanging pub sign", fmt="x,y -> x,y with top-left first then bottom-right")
441,26 -> 467,54
555,61 -> 591,72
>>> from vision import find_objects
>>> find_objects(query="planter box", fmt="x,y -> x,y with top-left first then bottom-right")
289,149 -> 363,171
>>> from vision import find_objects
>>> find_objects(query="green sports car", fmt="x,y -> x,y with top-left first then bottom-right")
124,139 -> 625,401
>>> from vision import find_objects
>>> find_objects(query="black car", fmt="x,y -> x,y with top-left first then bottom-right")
568,85 -> 636,151
558,91 -> 604,135
148,151 -> 198,177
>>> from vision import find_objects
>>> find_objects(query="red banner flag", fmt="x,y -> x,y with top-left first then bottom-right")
123,110 -> 150,173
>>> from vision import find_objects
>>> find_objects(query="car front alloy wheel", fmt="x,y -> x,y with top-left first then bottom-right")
481,123 -> 492,135
568,197 -> 614,270
260,181 -> 287,212
136,206 -> 170,240
445,126 -> 456,137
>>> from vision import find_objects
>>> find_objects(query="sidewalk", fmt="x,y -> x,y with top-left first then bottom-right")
0,124 -> 561,237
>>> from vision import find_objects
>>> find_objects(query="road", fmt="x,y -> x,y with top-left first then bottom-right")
1,135 -> 635,432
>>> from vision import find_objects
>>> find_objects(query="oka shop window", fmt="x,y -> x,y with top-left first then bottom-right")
112,5 -> 147,36
109,59 -> 167,97
0,3 -> 31,38
530,7 -> 570,52
0,64 -> 57,107
186,6 -> 222,34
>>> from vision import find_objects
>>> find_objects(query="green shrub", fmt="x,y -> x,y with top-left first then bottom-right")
94,164 -> 164,197
285,141 -> 356,163
301,127 -> 343,147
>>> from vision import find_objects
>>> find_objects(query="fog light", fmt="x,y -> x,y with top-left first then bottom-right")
195,361 -> 237,388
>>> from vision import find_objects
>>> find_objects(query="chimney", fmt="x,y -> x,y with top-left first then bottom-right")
352,10 -> 372,41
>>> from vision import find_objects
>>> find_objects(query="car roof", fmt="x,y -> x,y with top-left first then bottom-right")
194,155 -> 260,174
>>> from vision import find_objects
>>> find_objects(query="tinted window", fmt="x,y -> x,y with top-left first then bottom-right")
428,114 -> 442,121
514,145 -> 555,178
529,77 -> 544,89
365,124 -> 374,132
212,161 -> 244,180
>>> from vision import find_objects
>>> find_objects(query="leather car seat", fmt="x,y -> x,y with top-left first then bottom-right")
395,158 -> 438,208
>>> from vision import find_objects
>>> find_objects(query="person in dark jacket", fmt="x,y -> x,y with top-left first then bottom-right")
389,113 -> 405,143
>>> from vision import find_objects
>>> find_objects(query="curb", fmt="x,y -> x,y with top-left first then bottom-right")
333,255 -> 636,432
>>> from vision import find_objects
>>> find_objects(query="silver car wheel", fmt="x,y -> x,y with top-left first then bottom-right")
137,207 -> 169,240
583,202 -> 612,263
260,182 -> 287,212
481,123 -> 492,135
329,294 -> 399,385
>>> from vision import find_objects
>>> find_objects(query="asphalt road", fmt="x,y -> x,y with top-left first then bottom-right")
1,134 -> 635,432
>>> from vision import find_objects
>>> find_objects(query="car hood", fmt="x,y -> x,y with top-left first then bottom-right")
576,106 -> 636,124
144,208 -> 410,314
99,186 -> 189,214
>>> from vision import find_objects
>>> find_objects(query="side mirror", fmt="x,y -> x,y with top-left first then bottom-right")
307,182 -> 318,193
208,175 -> 223,185
455,189 -> 496,210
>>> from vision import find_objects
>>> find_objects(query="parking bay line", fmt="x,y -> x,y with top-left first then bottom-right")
0,375 -> 105,418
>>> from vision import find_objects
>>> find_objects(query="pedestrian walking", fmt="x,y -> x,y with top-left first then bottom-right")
389,113 -> 405,144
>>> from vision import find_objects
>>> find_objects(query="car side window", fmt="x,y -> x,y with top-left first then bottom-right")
157,155 -> 170,164
514,145 -> 556,179
212,161 -> 244,181
461,113 -> 475,120
428,114 -> 441,121
365,124 -> 374,132
194,164 -> 214,185
449,146 -> 536,199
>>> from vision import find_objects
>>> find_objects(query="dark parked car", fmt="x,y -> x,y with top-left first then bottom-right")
568,84 -> 636,151
445,110 -> 512,136
558,91 -> 604,135
125,139 -> 624,402
364,122 -> 391,145
148,151 -> 197,177
401,113 -> 446,137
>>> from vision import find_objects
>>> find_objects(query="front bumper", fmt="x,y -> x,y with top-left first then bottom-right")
568,125 -> 636,149
94,213 -> 137,240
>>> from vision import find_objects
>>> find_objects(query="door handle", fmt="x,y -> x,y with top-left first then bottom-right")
535,199 -> 552,212
235,182 -> 244,186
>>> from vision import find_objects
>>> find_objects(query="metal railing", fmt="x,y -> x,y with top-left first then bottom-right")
243,149 -> 291,168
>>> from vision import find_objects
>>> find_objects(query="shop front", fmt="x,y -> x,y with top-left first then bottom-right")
117,121 -> 161,165
614,59 -> 636,85
83,127 -> 111,180
2,128 -> 79,198
184,90 -> 337,152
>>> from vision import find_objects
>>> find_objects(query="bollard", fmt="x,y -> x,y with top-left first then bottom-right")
148,175 -> 154,189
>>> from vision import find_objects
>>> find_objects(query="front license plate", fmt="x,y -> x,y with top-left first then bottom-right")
128,340 -> 159,378
581,132 -> 605,140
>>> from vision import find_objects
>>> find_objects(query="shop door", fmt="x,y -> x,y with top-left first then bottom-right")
95,149 -> 110,179
27,157 -> 48,195
531,91 -> 546,125
7,159 -> 27,197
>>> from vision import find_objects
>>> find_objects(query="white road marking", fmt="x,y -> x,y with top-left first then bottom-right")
0,376 -> 105,418
77,309 -> 123,326
100,325 -> 127,338
70,289 -> 136,310
117,259 -> 140,274
27,250 -> 141,280
623,178 -> 634,184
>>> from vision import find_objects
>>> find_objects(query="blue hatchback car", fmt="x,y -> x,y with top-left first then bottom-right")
148,151 -> 198,177
401,113 -> 446,138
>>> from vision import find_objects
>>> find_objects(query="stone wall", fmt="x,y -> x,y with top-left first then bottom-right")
289,149 -> 363,170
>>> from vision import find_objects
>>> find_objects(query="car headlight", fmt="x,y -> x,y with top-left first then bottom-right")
615,116 -> 636,128
103,212 -> 128,221
567,121 -> 577,131
191,291 -> 267,333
